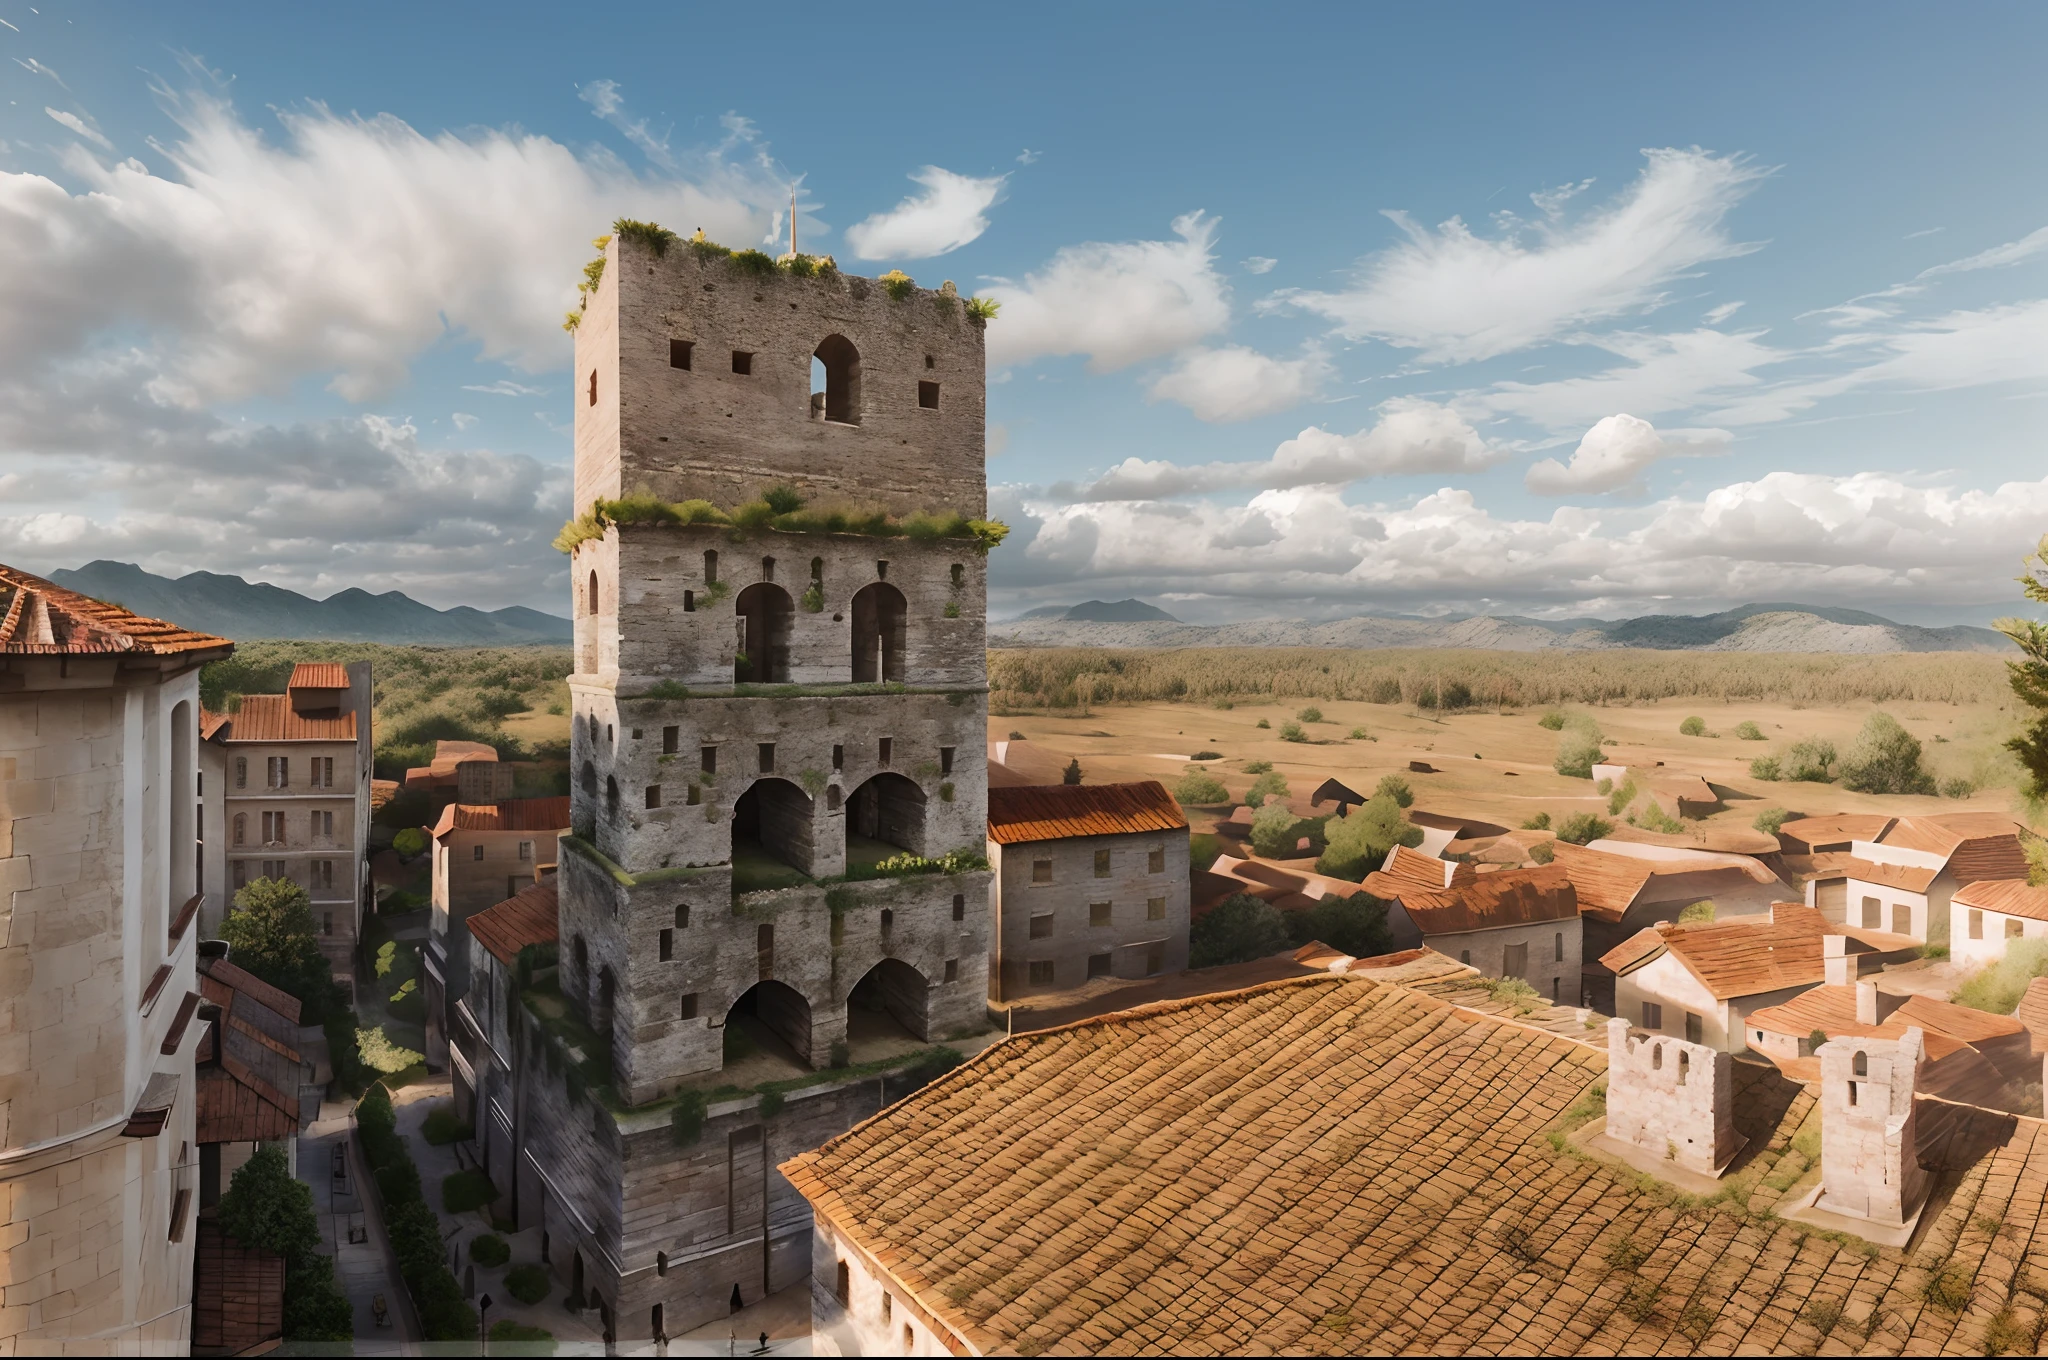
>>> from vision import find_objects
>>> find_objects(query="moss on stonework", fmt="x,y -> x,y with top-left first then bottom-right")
619,682 -> 987,703
554,495 -> 1008,558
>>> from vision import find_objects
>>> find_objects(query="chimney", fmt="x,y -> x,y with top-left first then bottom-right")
1856,980 -> 1906,1025
1824,935 -> 1850,987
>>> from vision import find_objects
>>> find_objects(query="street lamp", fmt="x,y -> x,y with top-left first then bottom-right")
478,1293 -> 493,1357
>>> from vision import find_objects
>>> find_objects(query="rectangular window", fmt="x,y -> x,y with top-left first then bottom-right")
702,746 -> 718,775
878,737 -> 892,766
675,903 -> 690,929
659,929 -> 673,962
1970,909 -> 1984,940
1147,897 -> 1166,921
1028,960 -> 1055,986
1554,932 -> 1564,963
1094,848 -> 1111,878
1502,942 -> 1528,979
2010,918 -> 2026,939
234,757 -> 247,789
663,726 -> 679,754
1029,913 -> 1054,940
473,844 -> 485,862
731,350 -> 753,375
322,911 -> 333,936
1642,1001 -> 1664,1030
1552,977 -> 1561,1002
169,1188 -> 191,1243
268,756 -> 289,789
309,756 -> 333,788
1087,953 -> 1112,979
952,893 -> 965,922
758,743 -> 775,774
835,1261 -> 850,1307
679,993 -> 698,1020
883,1294 -> 892,1324
519,841 -> 533,861
939,746 -> 955,775
1148,847 -> 1165,874
669,339 -> 693,370
314,860 -> 333,890
263,860 -> 286,880
262,810 -> 285,844
588,369 -> 597,405
944,959 -> 958,982
1089,902 -> 1112,928
1685,1012 -> 1704,1044
832,744 -> 844,770
233,861 -> 247,889
1861,895 -> 1881,929
687,785 -> 700,805
646,785 -> 662,809
1031,859 -> 1052,885
918,380 -> 940,409
320,810 -> 335,839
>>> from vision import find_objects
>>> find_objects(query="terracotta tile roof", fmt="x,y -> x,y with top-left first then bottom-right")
1894,993 -> 2028,1047
199,956 -> 303,1025
1842,856 -> 1942,892
1954,878 -> 2048,922
191,1218 -> 284,1357
2015,978 -> 2048,1056
1777,813 -> 1895,852
433,796 -> 573,838
199,709 -> 232,741
986,780 -> 1187,844
1601,903 -> 1914,1001
1745,985 -> 2015,1055
468,880 -> 559,966
0,563 -> 235,658
1546,841 -> 1655,922
287,661 -> 349,690
407,739 -> 501,785
1366,842 -> 1475,893
219,693 -> 357,742
1778,850 -> 1859,885
1881,812 -> 2027,857
1365,863 -> 1578,935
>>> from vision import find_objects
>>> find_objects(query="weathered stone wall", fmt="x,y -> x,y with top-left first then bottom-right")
1816,1028 -> 1930,1224
220,734 -> 362,967
1604,1019 -> 1739,1176
1424,917 -> 1583,1008
988,829 -> 1190,1001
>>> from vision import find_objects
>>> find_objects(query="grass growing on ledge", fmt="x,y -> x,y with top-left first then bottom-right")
554,489 -> 1007,557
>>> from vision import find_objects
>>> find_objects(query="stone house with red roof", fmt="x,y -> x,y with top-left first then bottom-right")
1362,848 -> 1583,1006
985,781 -> 1190,1001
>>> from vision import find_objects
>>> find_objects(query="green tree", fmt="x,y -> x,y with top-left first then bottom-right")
216,1145 -> 353,1341
1316,792 -> 1423,879
1245,770 -> 1290,808
1250,803 -> 1305,858
1839,711 -> 1937,795
1373,773 -> 1414,808
1555,812 -> 1615,845
1061,758 -> 1083,786
1754,807 -> 1790,836
1734,720 -> 1765,741
1189,894 -> 1291,967
392,826 -> 427,859
1781,738 -> 1839,783
1288,892 -> 1394,958
1553,716 -> 1606,778
1173,768 -> 1230,805
1998,535 -> 2048,805
220,878 -> 334,1022
1679,716 -> 1706,736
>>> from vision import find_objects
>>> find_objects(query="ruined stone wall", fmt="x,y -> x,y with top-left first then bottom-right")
1816,1029 -> 1930,1225
989,829 -> 1191,1001
1603,1019 -> 1739,1176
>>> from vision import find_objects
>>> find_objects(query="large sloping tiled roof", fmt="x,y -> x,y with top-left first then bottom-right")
1364,843 -> 1475,895
1777,813 -> 1895,852
287,661 -> 349,689
1745,984 -> 2016,1056
191,1219 -> 284,1357
987,781 -> 1187,844
782,969 -> 2048,1355
1841,856 -> 1942,892
1777,849 -> 1860,886
0,562 -> 233,658
1953,878 -> 2048,922
1601,904 -> 1915,1001
468,880 -> 559,966
1546,841 -> 1655,922
433,796 -> 573,838
198,956 -> 302,1025
196,955 -> 303,1143
219,693 -> 357,742
1881,811 -> 2026,857
1365,863 -> 1578,935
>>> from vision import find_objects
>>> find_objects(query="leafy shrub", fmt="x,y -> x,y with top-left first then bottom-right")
217,1146 -> 353,1340
1189,832 -> 1224,871
421,1105 -> 473,1146
1677,900 -> 1716,925
1538,711 -> 1567,731
1245,770 -> 1290,809
1521,812 -> 1552,830
1679,716 -> 1706,736
878,268 -> 916,300
1250,804 -> 1307,858
1782,737 -> 1840,783
1255,718 -> 1270,729
325,1010 -> 367,1095
1754,807 -> 1790,836
1349,727 -> 1371,740
758,1089 -> 785,1119
490,1320 -> 559,1354
965,295 -> 1000,321
1940,775 -> 1975,799
392,826 -> 427,859
1374,774 -> 1414,808
1529,841 -> 1555,864
1750,756 -> 1782,781
380,888 -> 425,915
376,1161 -> 422,1206
1839,711 -> 1937,795
1174,768 -> 1231,805
1243,760 -> 1273,774
1316,793 -> 1423,879
1920,1265 -> 1972,1313
1189,894 -> 1292,968
1279,721 -> 1308,743
1955,939 -> 2048,1014
1631,802 -> 1684,834
468,1233 -> 510,1267
1286,892 -> 1393,957
1297,706 -> 1323,723
442,1169 -> 500,1214
358,1027 -> 425,1075
1553,716 -> 1606,779
1190,750 -> 1222,760
1607,779 -> 1639,816
504,1264 -> 552,1306
1735,720 -> 1765,740
669,1089 -> 708,1146
1555,813 -> 1614,845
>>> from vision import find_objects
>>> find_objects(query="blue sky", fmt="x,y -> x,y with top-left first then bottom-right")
3,2 -> 2046,623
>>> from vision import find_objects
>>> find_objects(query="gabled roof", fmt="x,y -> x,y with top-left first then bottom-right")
433,796 -> 573,838
1777,850 -> 1860,886
196,955 -> 304,1144
1365,843 -> 1475,895
1746,984 -> 2021,1054
218,693 -> 357,743
1546,841 -> 1655,922
1385,864 -> 1579,936
1776,813 -> 1895,852
986,781 -> 1186,844
1309,777 -> 1366,808
1881,812 -> 2027,857
0,562 -> 234,658
1953,878 -> 2048,923
287,661 -> 349,690
1841,856 -> 1942,893
198,956 -> 302,1025
468,880 -> 559,966
1600,903 -> 1916,1001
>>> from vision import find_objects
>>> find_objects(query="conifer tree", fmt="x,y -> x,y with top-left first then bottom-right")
1999,535 -> 2048,809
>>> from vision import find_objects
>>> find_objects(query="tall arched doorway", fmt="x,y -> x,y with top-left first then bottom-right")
846,958 -> 932,1048
723,980 -> 815,1071
734,583 -> 793,683
845,772 -> 927,869
811,334 -> 861,425
731,778 -> 818,886
850,581 -> 906,683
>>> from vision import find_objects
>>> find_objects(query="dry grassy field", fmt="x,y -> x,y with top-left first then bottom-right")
986,648 -> 2035,845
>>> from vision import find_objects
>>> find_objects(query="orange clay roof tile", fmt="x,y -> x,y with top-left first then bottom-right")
1953,878 -> 2048,922
987,781 -> 1187,844
286,661 -> 349,689
1600,904 -> 1914,1000
1546,841 -> 1655,922
0,562 -> 233,658
1365,863 -> 1578,935
1777,813 -> 1896,851
468,880 -> 558,966
433,797 -> 572,838
1842,857 -> 1942,892
217,694 -> 356,742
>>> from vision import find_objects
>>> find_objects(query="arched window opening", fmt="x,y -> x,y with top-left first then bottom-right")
847,958 -> 933,1051
950,563 -> 964,588
734,583 -> 795,683
846,772 -> 927,866
1651,1043 -> 1663,1071
233,812 -> 247,847
580,761 -> 597,797
826,786 -> 842,812
1853,1049 -> 1868,1076
811,334 -> 862,425
811,557 -> 824,582
732,778 -> 818,884
605,775 -> 619,814
761,556 -> 775,582
850,582 -> 907,683
587,571 -> 599,616
724,979 -> 816,1072
1677,1051 -> 1690,1086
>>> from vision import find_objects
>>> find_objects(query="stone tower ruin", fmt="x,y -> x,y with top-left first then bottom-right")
1603,1019 -> 1744,1176
514,229 -> 994,1340
1815,1029 -> 1930,1227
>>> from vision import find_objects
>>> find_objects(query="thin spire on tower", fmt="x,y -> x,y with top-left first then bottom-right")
789,187 -> 797,256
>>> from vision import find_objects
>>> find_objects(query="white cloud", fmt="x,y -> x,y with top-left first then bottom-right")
1524,413 -> 1729,495
1016,149 -> 1041,165
982,211 -> 1230,372
1918,225 -> 2048,278
1145,345 -> 1330,422
451,411 -> 478,430
462,379 -> 546,397
1853,297 -> 2048,391
44,107 -> 109,149
0,83 -> 785,407
1059,398 -> 1500,500
1241,256 -> 1277,275
1280,148 -> 1770,363
15,57 -> 65,88
1483,328 -> 1790,429
843,166 -> 1007,261
1703,301 -> 1743,324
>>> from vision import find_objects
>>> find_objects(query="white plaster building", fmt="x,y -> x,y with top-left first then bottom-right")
1837,812 -> 2029,944
0,564 -> 235,1352
1946,879 -> 2048,971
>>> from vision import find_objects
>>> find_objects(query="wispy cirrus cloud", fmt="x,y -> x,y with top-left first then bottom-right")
844,166 -> 1007,261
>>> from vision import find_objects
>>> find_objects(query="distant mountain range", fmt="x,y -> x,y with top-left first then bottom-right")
991,601 -> 2013,654
48,561 -> 571,645
1015,598 -> 1183,624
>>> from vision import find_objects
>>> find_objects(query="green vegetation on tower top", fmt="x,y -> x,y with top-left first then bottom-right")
554,487 -> 1008,557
